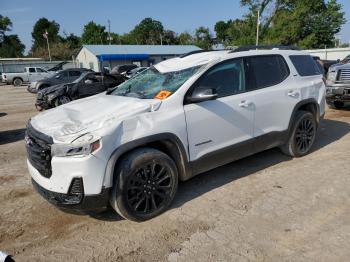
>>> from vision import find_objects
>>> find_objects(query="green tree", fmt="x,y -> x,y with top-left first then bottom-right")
129,18 -> 164,44
178,32 -> 194,45
266,0 -> 346,48
0,34 -> 25,57
63,32 -> 81,50
81,21 -> 108,44
214,20 -> 231,43
31,18 -> 60,52
0,15 -> 12,42
194,27 -> 213,50
0,15 -> 25,57
162,30 -> 179,45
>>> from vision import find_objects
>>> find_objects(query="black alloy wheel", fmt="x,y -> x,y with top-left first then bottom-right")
111,148 -> 178,222
294,117 -> 315,154
126,163 -> 174,215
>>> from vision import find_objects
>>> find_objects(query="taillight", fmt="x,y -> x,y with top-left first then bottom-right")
3,74 -> 6,79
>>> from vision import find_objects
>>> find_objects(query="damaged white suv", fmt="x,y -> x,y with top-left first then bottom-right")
26,46 -> 325,221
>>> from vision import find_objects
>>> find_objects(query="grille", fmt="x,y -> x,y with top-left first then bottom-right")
338,69 -> 350,82
25,122 -> 53,178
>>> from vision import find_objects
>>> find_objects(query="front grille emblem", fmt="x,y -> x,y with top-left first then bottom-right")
25,135 -> 33,146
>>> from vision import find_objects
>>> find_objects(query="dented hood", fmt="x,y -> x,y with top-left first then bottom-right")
30,93 -> 160,142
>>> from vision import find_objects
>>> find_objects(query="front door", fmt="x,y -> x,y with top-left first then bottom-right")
184,58 -> 255,173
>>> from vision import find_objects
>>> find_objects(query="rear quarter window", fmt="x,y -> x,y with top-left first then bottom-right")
289,55 -> 322,76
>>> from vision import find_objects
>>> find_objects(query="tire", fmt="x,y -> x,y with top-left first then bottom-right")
333,101 -> 344,109
38,84 -> 49,91
13,78 -> 23,87
110,148 -> 178,222
280,110 -> 317,157
54,96 -> 71,107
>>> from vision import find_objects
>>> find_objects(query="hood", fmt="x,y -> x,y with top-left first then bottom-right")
40,83 -> 71,95
329,63 -> 350,71
30,94 -> 161,143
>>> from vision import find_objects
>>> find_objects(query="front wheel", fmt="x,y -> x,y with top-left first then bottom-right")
280,110 -> 317,157
110,148 -> 178,222
54,95 -> 71,107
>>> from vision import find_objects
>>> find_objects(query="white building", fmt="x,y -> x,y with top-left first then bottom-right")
306,47 -> 350,60
76,45 -> 201,71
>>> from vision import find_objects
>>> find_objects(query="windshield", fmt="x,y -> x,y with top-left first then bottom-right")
110,65 -> 204,99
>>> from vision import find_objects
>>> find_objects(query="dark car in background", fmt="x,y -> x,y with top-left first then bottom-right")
110,64 -> 138,75
36,72 -> 127,110
27,68 -> 92,93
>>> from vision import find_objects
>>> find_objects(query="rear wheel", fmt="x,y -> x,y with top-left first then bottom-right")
110,148 -> 178,222
281,110 -> 317,157
54,95 -> 71,107
13,78 -> 23,87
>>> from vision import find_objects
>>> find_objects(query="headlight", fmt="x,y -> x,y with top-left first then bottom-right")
51,133 -> 101,157
327,71 -> 337,83
46,93 -> 57,102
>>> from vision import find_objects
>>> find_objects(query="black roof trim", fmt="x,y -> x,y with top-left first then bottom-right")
180,49 -> 231,58
230,45 -> 301,53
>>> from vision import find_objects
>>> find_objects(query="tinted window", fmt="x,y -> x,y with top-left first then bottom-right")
69,71 -> 82,77
36,68 -> 45,72
289,55 -> 321,76
247,55 -> 289,89
28,68 -> 35,73
196,59 -> 245,98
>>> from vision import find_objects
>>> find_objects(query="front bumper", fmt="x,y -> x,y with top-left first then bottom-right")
27,85 -> 37,93
326,85 -> 350,103
32,178 -> 111,211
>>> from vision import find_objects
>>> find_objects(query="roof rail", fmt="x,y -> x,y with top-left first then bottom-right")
180,49 -> 230,58
230,45 -> 301,53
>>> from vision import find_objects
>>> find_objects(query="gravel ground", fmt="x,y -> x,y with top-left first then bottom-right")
1,85 -> 350,262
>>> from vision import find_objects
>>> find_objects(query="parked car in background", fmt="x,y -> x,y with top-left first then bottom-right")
35,72 -> 127,110
326,63 -> 350,109
110,64 -> 138,75
28,68 -> 92,93
2,67 -> 55,86
125,67 -> 148,78
26,47 -> 325,221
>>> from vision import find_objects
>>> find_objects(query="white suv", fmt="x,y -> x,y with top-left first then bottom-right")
26,47 -> 325,221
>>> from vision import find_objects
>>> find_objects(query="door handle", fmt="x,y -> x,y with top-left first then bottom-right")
288,90 -> 299,98
239,100 -> 251,108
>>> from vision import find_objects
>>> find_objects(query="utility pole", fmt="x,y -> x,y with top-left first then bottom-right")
256,9 -> 260,46
160,34 -> 163,45
43,30 -> 51,61
107,19 -> 112,45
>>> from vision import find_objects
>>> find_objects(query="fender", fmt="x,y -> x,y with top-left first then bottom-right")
287,98 -> 320,134
104,133 -> 192,188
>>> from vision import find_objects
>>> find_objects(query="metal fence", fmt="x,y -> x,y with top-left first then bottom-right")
0,61 -> 74,73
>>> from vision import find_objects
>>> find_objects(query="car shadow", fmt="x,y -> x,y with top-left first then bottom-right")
89,118 -> 350,221
0,112 -> 7,117
0,128 -> 26,145
172,118 -> 350,209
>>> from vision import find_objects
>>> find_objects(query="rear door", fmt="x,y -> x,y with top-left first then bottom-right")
246,55 -> 299,147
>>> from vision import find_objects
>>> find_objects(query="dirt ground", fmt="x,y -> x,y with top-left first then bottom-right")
0,85 -> 350,262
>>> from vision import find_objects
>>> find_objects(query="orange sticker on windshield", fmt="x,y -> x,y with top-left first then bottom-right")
155,90 -> 172,100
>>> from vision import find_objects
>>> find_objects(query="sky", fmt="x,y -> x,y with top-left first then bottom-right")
1,0 -> 350,53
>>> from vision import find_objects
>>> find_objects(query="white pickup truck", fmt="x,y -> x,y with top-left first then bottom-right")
2,67 -> 54,86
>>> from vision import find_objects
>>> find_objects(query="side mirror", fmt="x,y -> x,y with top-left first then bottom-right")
55,75 -> 61,79
84,79 -> 93,84
186,87 -> 218,103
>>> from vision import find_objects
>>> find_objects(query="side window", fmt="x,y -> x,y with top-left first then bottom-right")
69,71 -> 82,77
28,68 -> 36,73
289,55 -> 321,76
195,59 -> 246,98
247,55 -> 290,90
36,68 -> 45,72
